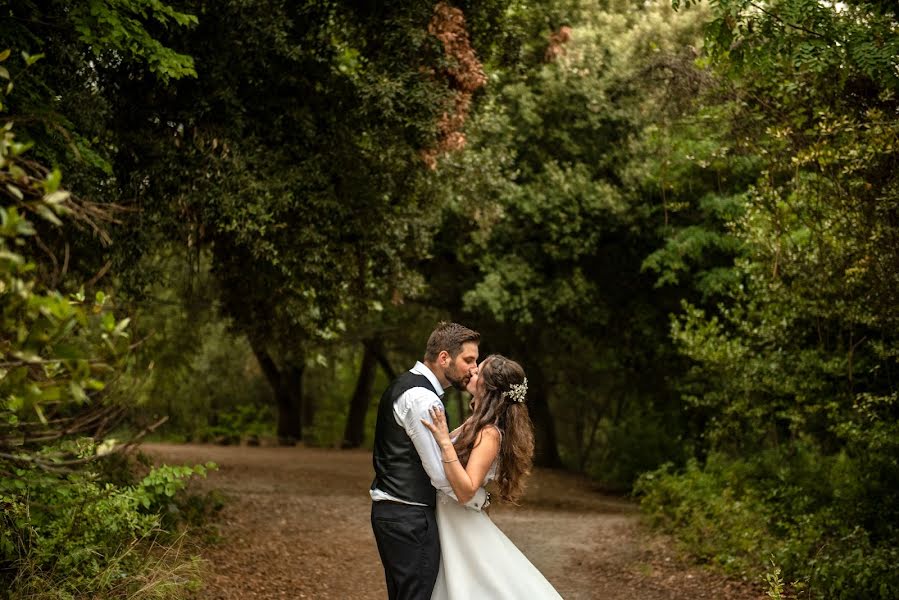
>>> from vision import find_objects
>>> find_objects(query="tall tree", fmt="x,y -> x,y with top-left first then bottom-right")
105,1 -> 511,441
429,0 -> 710,474
640,1 -> 899,595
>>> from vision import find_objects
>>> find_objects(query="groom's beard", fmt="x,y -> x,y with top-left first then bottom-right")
445,369 -> 469,391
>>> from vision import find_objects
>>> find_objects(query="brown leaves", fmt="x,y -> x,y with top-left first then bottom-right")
421,2 -> 487,170
544,26 -> 573,63
428,2 -> 487,93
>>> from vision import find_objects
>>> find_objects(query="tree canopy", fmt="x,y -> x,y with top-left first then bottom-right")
1,0 -> 897,596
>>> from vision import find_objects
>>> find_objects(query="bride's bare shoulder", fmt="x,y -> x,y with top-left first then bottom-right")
475,424 -> 502,445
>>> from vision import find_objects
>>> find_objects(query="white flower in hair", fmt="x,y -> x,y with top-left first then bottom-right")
502,377 -> 528,403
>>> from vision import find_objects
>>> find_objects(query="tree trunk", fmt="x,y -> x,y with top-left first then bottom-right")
285,362 -> 305,444
299,360 -> 314,436
525,360 -> 563,468
342,340 -> 379,448
251,341 -> 304,445
371,341 -> 396,380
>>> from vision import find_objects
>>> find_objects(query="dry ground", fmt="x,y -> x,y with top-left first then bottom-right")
144,443 -> 762,600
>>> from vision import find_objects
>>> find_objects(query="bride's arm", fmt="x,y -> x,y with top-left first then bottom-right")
422,408 -> 500,504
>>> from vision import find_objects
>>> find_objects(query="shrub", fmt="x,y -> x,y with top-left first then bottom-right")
0,73 -> 215,597
0,443 -> 215,598
636,445 -> 899,599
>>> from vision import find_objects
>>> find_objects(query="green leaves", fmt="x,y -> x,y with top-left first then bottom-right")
0,450 -> 209,595
70,0 -> 198,80
0,110 -> 204,589
137,462 -> 213,506
0,118 -> 133,450
635,1 -> 899,595
22,52 -> 44,67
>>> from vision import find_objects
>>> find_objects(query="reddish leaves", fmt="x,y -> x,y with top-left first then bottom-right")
422,2 -> 487,170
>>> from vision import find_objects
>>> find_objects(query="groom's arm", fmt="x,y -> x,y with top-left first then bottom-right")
395,388 -> 489,511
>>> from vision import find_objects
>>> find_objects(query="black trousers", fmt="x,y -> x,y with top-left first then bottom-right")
371,501 -> 440,600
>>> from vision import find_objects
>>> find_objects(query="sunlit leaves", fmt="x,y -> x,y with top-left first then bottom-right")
70,0 -> 198,80
0,123 -> 130,428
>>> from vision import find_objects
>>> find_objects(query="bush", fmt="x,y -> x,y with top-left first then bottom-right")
199,403 -> 274,445
636,445 -> 899,599
586,407 -> 687,491
0,79 -> 217,598
134,300 -> 274,442
0,442 -> 215,598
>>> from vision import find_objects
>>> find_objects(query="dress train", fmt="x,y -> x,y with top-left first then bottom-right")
430,490 -> 563,599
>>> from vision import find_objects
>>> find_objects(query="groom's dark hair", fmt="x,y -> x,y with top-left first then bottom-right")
424,321 -> 480,362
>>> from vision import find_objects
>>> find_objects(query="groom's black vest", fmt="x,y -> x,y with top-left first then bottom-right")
371,371 -> 440,508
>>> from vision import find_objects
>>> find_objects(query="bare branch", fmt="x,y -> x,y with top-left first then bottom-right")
0,416 -> 169,472
748,1 -> 830,41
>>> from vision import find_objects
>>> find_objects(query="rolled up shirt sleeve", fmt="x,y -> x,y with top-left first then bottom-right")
394,387 -> 488,511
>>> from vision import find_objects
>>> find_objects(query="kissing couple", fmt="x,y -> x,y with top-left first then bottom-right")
370,322 -> 563,599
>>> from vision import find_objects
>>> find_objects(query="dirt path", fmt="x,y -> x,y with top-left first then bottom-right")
145,443 -> 761,600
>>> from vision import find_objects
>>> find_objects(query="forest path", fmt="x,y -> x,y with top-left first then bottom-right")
145,443 -> 760,600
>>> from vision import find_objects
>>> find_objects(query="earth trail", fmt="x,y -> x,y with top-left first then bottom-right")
145,443 -> 761,600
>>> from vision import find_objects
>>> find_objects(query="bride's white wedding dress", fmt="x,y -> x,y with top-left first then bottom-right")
431,442 -> 563,599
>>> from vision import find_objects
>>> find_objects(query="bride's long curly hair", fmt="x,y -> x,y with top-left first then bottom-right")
453,354 -> 535,504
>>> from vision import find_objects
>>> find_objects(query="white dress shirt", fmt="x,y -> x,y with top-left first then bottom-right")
370,361 -> 488,511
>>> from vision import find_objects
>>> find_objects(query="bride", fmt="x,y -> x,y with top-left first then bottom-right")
421,354 -> 563,599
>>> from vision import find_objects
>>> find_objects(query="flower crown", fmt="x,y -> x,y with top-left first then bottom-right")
501,377 -> 528,403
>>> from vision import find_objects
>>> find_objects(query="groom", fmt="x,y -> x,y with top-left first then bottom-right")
370,321 -> 489,600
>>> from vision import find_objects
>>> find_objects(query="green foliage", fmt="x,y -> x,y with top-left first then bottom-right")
70,0 -> 198,80
129,260 -> 273,442
0,62 -> 214,596
302,345 -> 367,447
765,560 -> 787,600
1,450 -> 212,598
637,446 -> 899,598
199,404 -> 273,445
635,0 -> 899,595
578,407 -> 686,490
0,111 -> 130,452
701,0 -> 899,95
636,456 -> 777,570
4,1 -> 196,83
111,0 -> 508,344
432,0 -> 711,473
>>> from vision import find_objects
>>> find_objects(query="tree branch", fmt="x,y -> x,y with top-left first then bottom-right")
747,1 -> 829,41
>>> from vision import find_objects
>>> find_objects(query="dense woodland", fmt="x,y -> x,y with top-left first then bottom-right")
1,0 -> 897,598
